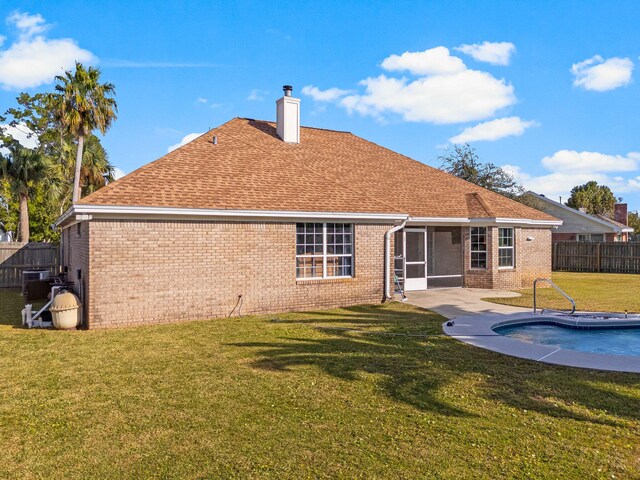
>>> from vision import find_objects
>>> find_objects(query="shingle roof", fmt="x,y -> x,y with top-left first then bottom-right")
79,118 -> 556,221
594,214 -> 634,231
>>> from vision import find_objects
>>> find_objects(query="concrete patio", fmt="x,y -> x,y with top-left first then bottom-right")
405,288 -> 530,319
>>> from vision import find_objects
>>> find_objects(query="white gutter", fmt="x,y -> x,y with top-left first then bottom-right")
55,204 -> 408,227
384,219 -> 408,300
407,216 -> 562,227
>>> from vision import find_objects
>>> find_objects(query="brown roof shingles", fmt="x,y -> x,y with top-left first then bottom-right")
80,118 -> 556,221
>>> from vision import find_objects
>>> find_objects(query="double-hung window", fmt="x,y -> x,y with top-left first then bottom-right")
470,227 -> 487,269
296,223 -> 353,279
498,227 -> 515,268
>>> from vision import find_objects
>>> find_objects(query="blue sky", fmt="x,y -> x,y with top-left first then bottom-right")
1,1 -> 639,209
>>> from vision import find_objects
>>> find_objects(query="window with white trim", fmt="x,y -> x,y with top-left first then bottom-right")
296,223 -> 353,279
470,227 -> 487,269
577,233 -> 604,242
498,227 -> 514,268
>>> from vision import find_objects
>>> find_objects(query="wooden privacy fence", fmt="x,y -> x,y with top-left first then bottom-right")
0,243 -> 60,288
553,241 -> 640,273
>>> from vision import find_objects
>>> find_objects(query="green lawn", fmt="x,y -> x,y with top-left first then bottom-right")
486,272 -> 640,313
1,289 -> 639,479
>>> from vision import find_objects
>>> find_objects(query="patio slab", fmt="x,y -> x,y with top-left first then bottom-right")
405,288 -> 528,319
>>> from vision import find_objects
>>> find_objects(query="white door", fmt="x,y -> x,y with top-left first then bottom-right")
405,229 -> 427,291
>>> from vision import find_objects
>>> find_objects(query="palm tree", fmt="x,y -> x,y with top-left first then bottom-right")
78,134 -> 115,196
53,62 -> 117,203
55,134 -> 115,210
0,144 -> 51,242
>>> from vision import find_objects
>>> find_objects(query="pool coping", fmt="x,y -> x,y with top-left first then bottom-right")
442,312 -> 640,373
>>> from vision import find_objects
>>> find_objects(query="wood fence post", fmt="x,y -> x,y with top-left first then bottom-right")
596,242 -> 601,272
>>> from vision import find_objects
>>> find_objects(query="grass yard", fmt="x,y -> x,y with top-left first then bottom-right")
1,289 -> 639,479
486,272 -> 640,313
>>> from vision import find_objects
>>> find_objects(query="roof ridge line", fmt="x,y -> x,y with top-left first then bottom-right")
241,118 -> 351,134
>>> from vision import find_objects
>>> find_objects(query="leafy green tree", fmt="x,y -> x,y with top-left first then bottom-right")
566,181 -> 617,217
0,179 -> 19,238
628,211 -> 640,235
438,144 -> 524,199
0,144 -> 52,242
27,183 -> 62,242
1,92 -> 115,240
55,134 -> 114,209
53,62 -> 117,202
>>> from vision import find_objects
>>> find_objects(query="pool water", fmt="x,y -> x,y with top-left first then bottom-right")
494,324 -> 640,356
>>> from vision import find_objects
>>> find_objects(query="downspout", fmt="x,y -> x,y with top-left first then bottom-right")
384,218 -> 408,300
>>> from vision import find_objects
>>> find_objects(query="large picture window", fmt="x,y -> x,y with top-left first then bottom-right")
470,227 -> 487,269
296,223 -> 353,279
498,227 -> 515,268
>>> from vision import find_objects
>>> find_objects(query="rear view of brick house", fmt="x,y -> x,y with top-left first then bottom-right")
56,86 -> 561,329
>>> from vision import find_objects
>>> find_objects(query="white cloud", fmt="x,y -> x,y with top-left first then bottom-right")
571,55 -> 634,92
380,46 -> 466,76
541,150 -> 639,173
112,167 -> 126,179
504,150 -> 640,200
7,12 -> 48,38
0,12 -> 95,90
301,85 -> 350,102
0,123 -> 39,151
449,116 -> 536,143
247,89 -> 268,101
455,41 -> 516,66
340,70 -> 515,124
196,97 -> 207,104
313,46 -> 517,125
167,132 -> 203,153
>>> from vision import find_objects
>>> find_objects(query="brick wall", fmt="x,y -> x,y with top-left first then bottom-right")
463,226 -> 551,290
62,220 -> 553,328
64,221 -> 90,324
553,232 -> 576,242
79,220 -> 393,329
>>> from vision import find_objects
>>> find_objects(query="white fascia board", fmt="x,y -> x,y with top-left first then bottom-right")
54,206 -> 74,228
493,217 -> 563,226
407,217 -> 562,227
56,204 -> 409,226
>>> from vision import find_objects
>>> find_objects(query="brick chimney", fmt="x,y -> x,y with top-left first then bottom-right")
614,203 -> 628,225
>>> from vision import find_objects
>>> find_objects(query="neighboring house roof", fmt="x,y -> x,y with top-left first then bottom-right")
594,214 -> 634,233
524,191 -> 632,233
73,118 -> 557,223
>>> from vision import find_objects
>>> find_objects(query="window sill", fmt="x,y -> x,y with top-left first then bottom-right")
498,267 -> 515,271
296,276 -> 355,285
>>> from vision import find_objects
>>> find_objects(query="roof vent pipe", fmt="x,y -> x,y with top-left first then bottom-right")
213,135 -> 218,145
283,85 -> 293,97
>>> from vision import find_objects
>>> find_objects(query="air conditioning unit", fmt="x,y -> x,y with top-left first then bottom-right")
22,270 -> 50,296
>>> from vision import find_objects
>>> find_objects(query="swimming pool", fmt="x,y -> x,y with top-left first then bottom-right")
442,312 -> 640,372
494,323 -> 640,356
